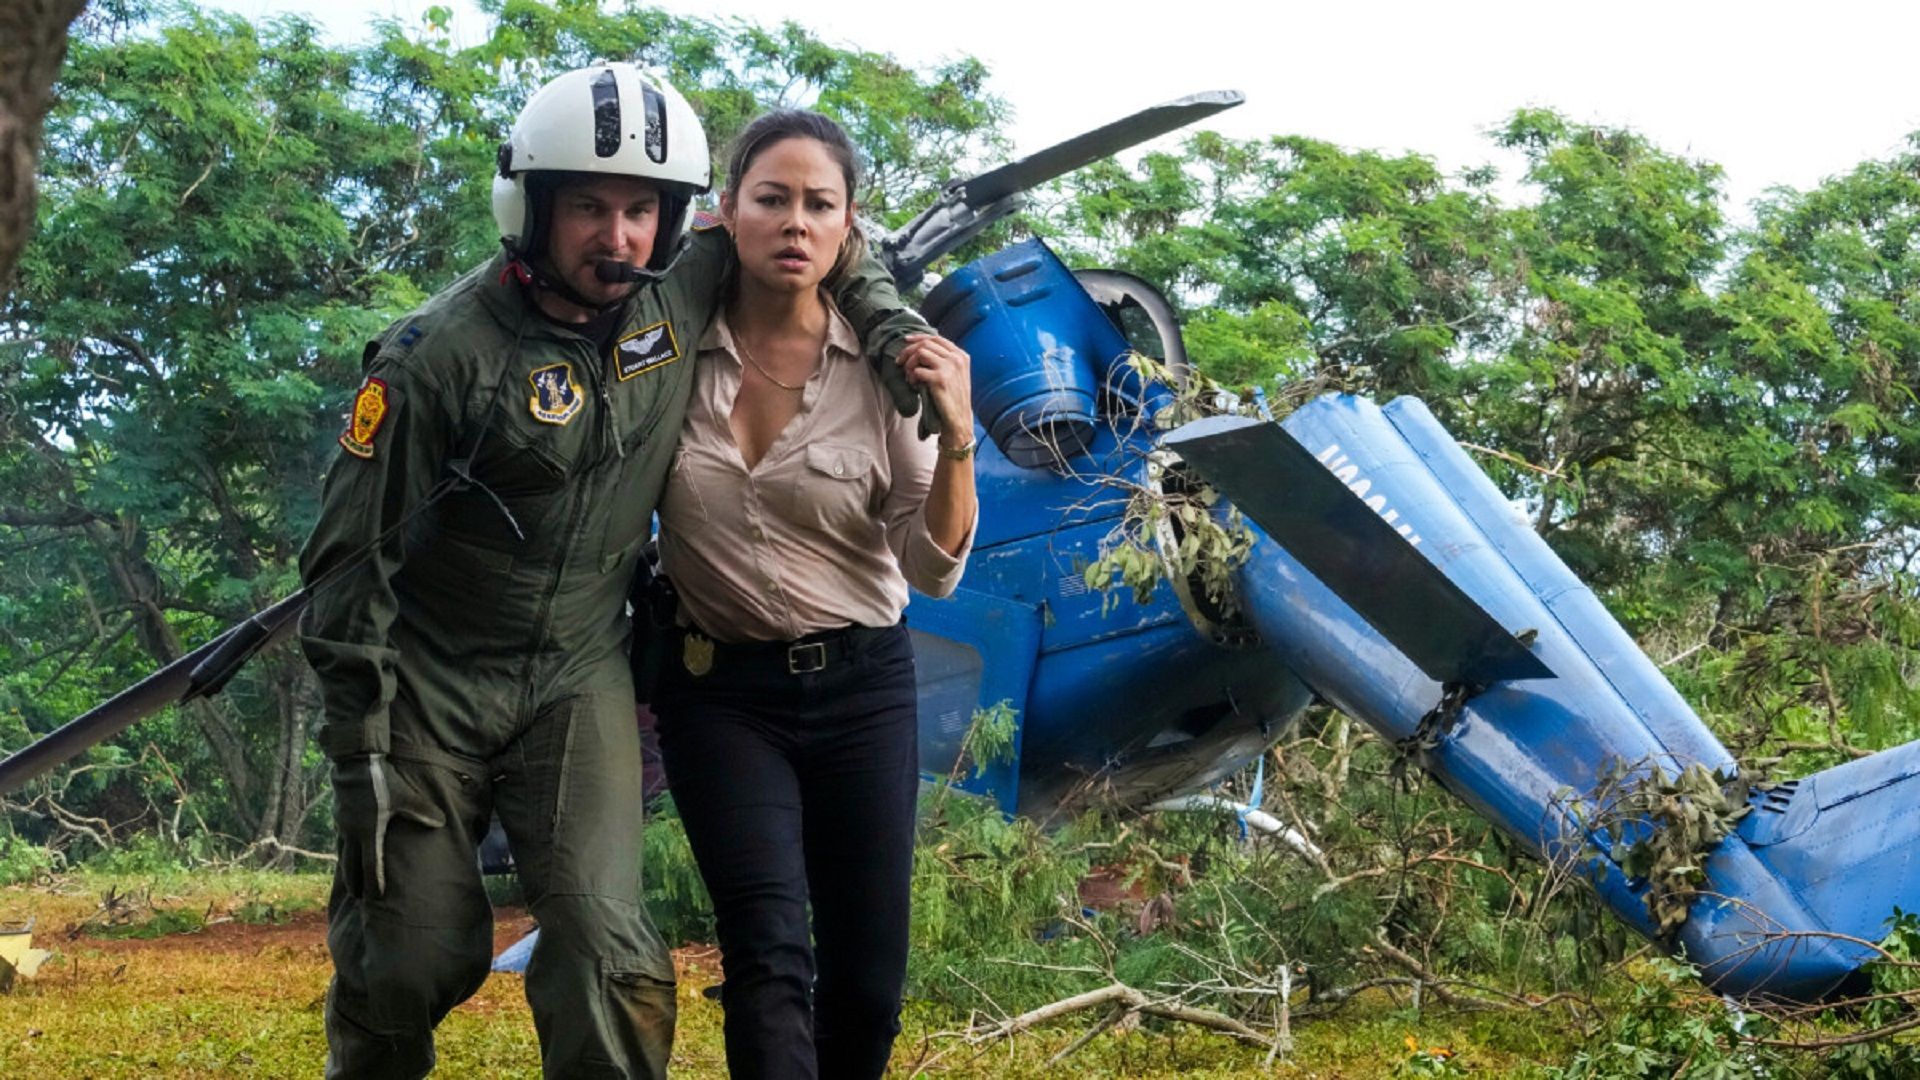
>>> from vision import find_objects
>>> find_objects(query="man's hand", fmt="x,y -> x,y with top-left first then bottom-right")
896,334 -> 973,442
333,753 -> 446,896
873,346 -> 943,438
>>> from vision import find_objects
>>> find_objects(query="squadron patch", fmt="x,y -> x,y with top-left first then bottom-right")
615,321 -> 681,381
338,377 -> 390,459
528,362 -> 584,425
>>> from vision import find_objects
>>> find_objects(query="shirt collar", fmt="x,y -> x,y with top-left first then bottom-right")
700,291 -> 862,363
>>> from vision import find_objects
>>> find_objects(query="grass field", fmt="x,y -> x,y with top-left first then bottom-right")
0,870 -> 1588,1077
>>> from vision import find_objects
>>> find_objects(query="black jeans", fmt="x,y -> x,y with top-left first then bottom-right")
654,623 -> 919,1080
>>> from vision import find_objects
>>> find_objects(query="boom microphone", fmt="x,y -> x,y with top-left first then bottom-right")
595,260 -> 660,284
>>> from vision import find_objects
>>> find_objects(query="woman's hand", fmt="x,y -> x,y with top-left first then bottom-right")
896,334 -> 973,447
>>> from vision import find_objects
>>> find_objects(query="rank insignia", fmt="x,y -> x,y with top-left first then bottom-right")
615,321 -> 680,381
528,362 -> 583,425
683,631 -> 714,677
338,377 -> 390,459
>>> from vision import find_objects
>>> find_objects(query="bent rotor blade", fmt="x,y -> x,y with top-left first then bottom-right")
0,591 -> 309,796
959,89 -> 1244,207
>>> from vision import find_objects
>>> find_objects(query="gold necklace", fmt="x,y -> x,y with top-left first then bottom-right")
733,330 -> 810,392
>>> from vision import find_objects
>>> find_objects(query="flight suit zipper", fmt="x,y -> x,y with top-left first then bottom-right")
523,339 -> 611,699
575,338 -> 624,463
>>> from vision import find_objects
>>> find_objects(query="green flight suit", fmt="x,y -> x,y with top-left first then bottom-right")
297,229 -> 925,1079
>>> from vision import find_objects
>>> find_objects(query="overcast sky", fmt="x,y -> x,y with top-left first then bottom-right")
206,0 -> 1920,220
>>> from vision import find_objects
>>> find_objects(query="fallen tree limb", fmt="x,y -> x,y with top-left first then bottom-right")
962,981 -> 1275,1053
1366,932 -> 1506,1012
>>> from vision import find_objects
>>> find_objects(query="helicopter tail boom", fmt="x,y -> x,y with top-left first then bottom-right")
1166,395 -> 1915,1000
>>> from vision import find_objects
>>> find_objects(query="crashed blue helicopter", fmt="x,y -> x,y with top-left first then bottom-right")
864,91 -> 1920,1004
7,90 -> 1917,1004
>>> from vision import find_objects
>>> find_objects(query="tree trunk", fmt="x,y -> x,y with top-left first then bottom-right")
0,0 -> 89,289
258,651 -> 316,866
86,518 -> 264,838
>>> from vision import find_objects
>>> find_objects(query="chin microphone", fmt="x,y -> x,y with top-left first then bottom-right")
594,260 -> 660,284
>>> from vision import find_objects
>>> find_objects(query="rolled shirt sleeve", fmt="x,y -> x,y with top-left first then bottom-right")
879,407 -> 972,599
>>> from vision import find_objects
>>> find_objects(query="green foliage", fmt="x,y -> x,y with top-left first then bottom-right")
1863,908 -> 1920,1025
1048,131 -> 1511,409
1567,761 -> 1751,936
1081,355 -> 1257,616
958,699 -> 1018,777
638,797 -> 713,947
1549,956 -> 1765,1079
229,892 -> 319,926
1810,919 -> 1920,1077
1394,1036 -> 1469,1078
1820,909 -> 1920,1077
80,833 -> 193,876
0,834 -> 60,886
87,905 -> 207,940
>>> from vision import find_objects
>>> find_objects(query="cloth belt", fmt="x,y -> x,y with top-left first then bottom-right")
682,622 -> 897,676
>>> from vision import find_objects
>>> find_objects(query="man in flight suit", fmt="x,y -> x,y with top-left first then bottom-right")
298,62 -> 928,1078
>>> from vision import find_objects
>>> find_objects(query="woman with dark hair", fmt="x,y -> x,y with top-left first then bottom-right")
651,109 -> 977,1079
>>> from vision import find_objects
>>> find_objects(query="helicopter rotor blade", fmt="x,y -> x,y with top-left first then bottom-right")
960,89 -> 1244,208
0,591 -> 308,796
876,89 -> 1244,288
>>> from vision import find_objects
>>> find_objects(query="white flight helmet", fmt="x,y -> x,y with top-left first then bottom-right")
493,62 -> 712,272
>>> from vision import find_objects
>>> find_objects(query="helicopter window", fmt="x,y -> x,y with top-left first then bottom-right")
910,631 -> 985,774
1108,302 -> 1168,361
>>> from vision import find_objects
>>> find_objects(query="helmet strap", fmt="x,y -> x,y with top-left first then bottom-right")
500,244 -> 635,316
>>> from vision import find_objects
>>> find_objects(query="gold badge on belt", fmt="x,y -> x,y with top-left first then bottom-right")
683,631 -> 714,677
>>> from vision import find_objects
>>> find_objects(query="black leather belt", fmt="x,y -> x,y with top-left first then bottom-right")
682,623 -> 895,676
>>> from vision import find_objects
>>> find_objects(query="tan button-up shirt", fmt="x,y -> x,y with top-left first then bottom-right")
657,302 -> 970,642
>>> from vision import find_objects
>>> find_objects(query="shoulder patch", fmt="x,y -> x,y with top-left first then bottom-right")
615,321 -> 681,381
690,210 -> 724,232
529,362 -> 584,425
338,377 -> 390,460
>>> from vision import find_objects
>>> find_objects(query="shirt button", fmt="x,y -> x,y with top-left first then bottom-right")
833,463 -> 844,476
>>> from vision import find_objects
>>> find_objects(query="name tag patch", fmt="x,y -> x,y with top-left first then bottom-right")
339,377 -> 390,459
616,321 -> 681,381
528,362 -> 584,425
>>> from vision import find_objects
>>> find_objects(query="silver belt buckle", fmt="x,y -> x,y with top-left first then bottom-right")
787,641 -> 828,674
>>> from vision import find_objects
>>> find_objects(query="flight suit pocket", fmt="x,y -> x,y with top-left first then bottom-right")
598,954 -> 677,1077
349,750 -> 488,930
425,415 -> 575,557
473,403 -> 577,493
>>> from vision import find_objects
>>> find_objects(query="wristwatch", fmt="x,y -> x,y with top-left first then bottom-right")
937,436 -> 977,461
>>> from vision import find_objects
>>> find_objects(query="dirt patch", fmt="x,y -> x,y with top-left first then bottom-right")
63,909 -> 328,954
53,905 -> 712,976
490,906 -> 536,954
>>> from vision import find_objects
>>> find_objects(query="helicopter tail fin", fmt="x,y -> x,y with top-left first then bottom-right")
1738,738 -> 1920,957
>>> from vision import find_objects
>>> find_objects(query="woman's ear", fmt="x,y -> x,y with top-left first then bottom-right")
719,189 -> 738,232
